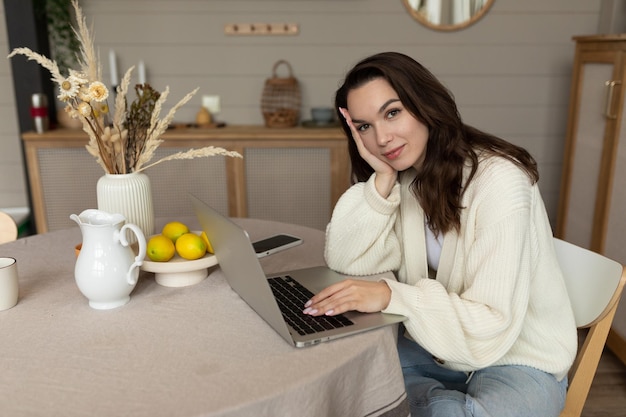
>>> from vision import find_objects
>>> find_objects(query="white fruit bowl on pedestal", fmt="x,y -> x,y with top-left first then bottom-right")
141,232 -> 218,287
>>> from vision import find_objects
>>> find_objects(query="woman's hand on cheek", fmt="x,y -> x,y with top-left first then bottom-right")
339,108 -> 388,172
302,279 -> 392,317
339,107 -> 397,197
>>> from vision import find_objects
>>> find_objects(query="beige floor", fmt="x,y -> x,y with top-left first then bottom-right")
583,349 -> 626,416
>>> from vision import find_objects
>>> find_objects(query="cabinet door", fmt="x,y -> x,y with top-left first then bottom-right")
34,146 -> 231,232
245,147 -> 332,230
558,51 -> 623,250
604,61 -> 626,348
36,147 -> 100,232
602,63 -> 626,258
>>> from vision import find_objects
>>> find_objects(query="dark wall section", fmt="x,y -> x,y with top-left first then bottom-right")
3,0 -> 56,233
4,0 -> 56,132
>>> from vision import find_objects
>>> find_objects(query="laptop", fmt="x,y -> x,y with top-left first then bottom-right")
190,194 -> 406,348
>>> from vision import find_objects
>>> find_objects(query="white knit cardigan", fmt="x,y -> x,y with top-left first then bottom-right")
324,156 -> 577,380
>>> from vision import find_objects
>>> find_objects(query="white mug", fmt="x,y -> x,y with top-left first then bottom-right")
0,257 -> 19,311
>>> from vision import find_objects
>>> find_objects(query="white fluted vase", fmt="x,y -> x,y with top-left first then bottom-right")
96,172 -> 154,241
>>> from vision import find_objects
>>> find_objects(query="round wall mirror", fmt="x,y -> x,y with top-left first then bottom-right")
403,0 -> 495,31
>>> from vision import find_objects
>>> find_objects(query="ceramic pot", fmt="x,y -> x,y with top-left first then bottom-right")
55,99 -> 83,130
96,172 -> 154,240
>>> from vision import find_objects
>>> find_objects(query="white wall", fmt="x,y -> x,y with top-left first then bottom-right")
0,0 -> 604,224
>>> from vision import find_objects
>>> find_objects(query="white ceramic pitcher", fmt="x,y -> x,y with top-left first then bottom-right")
70,209 -> 146,310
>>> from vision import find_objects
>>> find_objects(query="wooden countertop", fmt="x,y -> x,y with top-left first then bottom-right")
22,125 -> 346,143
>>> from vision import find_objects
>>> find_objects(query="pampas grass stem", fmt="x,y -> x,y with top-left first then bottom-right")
135,147 -> 243,173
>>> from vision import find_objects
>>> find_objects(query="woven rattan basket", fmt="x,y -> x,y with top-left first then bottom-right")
261,60 -> 301,128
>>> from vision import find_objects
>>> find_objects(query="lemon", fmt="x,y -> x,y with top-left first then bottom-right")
175,233 -> 207,260
146,235 -> 176,262
200,231 -> 215,254
162,221 -> 189,243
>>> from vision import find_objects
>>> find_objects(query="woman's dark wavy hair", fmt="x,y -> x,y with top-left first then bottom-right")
335,52 -> 538,234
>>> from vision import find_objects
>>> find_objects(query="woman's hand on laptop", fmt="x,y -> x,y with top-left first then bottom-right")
302,279 -> 391,316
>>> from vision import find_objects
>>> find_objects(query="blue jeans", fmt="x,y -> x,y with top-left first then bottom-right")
397,331 -> 567,417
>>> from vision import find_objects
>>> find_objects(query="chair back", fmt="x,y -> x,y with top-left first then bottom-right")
553,238 -> 626,417
554,238 -> 624,328
0,211 -> 18,244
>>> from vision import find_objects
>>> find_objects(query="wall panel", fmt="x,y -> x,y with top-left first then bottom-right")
0,0 -> 604,224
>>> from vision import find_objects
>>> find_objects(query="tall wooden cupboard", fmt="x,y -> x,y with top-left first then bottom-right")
556,34 -> 626,364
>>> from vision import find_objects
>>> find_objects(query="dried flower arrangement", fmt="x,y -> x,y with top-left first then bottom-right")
8,0 -> 241,174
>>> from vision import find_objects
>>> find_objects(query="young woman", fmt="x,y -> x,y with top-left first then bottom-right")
302,52 -> 577,416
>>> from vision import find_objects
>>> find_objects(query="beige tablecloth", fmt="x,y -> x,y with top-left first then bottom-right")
0,218 -> 408,417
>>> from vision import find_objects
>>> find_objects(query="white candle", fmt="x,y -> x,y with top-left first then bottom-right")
138,60 -> 146,84
109,49 -> 118,86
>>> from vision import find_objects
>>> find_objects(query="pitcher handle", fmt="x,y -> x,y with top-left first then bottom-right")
117,224 -> 146,285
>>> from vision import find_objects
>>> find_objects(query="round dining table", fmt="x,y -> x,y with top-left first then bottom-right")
0,217 -> 408,417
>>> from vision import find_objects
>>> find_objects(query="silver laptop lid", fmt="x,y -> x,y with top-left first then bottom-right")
190,194 -> 294,343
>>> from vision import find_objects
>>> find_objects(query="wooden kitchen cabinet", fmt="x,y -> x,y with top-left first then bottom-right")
21,125 -> 350,233
556,34 -> 626,363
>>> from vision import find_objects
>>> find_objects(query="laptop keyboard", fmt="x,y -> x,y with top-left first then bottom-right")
268,275 -> 354,336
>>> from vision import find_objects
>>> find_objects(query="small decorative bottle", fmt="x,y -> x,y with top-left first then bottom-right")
30,94 -> 49,133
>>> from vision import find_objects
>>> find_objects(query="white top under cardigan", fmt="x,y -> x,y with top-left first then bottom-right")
324,156 -> 577,380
